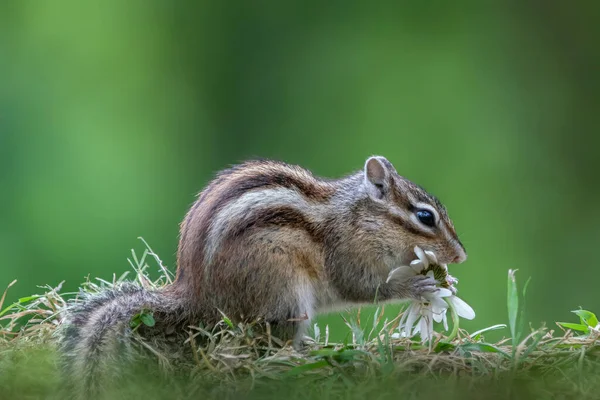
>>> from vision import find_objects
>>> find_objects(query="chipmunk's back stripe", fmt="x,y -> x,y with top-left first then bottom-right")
227,205 -> 324,243
215,162 -> 335,206
213,204 -> 324,279
178,161 -> 334,282
204,187 -> 328,264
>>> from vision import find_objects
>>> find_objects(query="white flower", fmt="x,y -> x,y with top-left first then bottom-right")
388,246 -> 475,342
447,294 -> 476,320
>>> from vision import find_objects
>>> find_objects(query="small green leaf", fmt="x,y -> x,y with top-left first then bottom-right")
130,315 -> 142,329
434,342 -> 455,352
557,322 -> 590,333
222,317 -> 233,329
571,309 -> 598,328
18,295 -> 41,303
459,342 -> 510,358
140,313 -> 155,327
218,310 -> 234,329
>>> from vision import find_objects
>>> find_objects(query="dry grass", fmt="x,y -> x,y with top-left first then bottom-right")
1,240 -> 599,399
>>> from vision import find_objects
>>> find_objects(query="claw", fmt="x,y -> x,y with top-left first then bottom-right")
410,275 -> 439,298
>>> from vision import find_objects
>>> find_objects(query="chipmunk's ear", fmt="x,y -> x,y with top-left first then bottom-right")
364,156 -> 392,200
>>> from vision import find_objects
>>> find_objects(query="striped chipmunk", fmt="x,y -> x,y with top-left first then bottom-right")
60,156 -> 466,394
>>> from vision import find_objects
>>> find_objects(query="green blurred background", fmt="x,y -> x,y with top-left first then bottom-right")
1,2 -> 598,338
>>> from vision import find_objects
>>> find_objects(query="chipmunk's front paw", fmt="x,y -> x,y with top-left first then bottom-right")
406,274 -> 439,300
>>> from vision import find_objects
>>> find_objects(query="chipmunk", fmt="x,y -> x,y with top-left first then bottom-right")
59,156 -> 466,395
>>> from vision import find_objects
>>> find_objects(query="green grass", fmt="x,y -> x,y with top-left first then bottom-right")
1,240 -> 599,400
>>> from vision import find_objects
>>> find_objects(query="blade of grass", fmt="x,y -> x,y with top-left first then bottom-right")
469,324 -> 507,340
0,280 -> 17,316
516,276 -> 531,347
507,269 -> 519,350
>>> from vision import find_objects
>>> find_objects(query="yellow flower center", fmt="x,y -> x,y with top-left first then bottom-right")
422,264 -> 450,289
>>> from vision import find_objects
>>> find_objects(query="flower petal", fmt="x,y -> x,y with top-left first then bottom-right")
410,259 -> 425,273
418,306 -> 435,343
430,296 -> 448,313
437,288 -> 452,298
398,304 -> 409,328
442,313 -> 448,331
386,266 -> 415,283
404,303 -> 420,336
413,246 -> 428,268
424,250 -> 438,265
449,296 -> 476,320
428,313 -> 434,338
432,308 -> 444,323
419,317 -> 430,342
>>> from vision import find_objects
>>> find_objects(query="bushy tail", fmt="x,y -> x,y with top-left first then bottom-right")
59,283 -> 165,398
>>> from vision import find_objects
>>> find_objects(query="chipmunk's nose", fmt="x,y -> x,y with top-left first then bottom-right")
452,246 -> 467,264
453,254 -> 466,264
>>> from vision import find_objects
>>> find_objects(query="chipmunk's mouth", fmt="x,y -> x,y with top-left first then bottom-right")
410,247 -> 450,287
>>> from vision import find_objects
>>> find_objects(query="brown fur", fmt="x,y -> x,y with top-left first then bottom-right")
61,156 -> 466,397
175,161 -> 335,298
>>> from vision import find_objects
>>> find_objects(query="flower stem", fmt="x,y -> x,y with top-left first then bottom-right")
445,298 -> 460,342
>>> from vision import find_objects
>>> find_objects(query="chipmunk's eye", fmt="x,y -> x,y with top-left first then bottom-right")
416,209 -> 435,227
